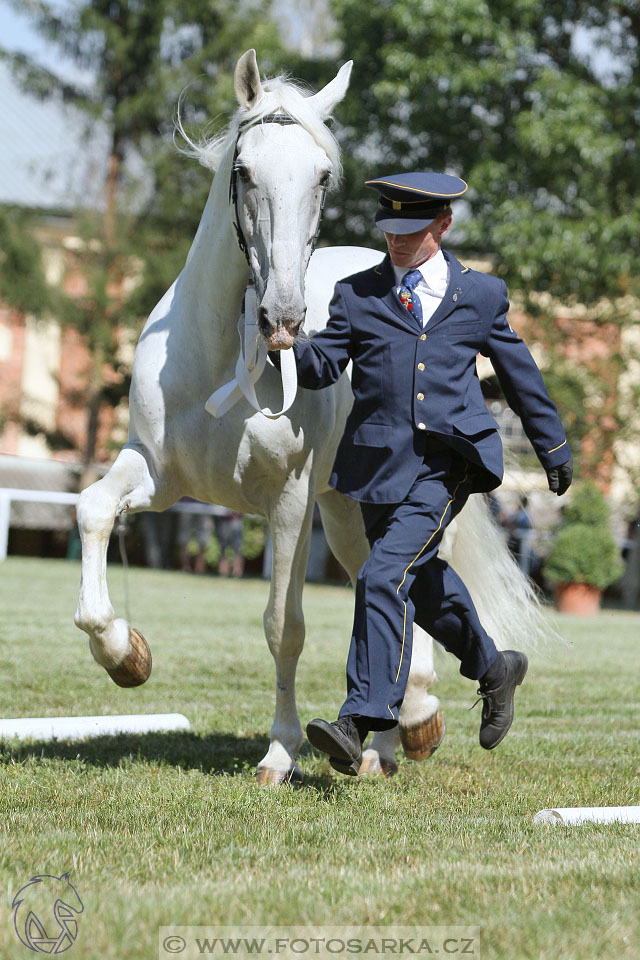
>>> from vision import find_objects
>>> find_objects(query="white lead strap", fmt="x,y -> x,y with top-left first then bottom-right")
205,285 -> 298,420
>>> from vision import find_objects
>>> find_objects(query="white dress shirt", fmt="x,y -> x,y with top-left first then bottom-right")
392,249 -> 450,327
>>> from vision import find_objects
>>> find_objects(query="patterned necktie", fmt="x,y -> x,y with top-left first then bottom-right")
399,269 -> 423,326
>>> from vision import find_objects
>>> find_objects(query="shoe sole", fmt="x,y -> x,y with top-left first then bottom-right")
329,756 -> 360,776
481,654 -> 528,751
307,720 -> 361,774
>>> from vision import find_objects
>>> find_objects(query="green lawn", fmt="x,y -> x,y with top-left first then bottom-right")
0,557 -> 638,960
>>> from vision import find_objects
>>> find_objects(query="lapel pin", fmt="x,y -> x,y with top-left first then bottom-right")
452,293 -> 458,302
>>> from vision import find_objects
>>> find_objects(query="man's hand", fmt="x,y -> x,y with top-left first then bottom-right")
546,457 -> 573,496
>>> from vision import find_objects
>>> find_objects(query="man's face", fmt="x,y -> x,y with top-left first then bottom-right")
384,214 -> 452,270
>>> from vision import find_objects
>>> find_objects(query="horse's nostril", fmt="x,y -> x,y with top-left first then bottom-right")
258,306 -> 271,336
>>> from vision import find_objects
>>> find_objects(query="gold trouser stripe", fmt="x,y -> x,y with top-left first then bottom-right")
387,703 -> 395,720
394,600 -> 408,684
395,465 -> 469,597
548,439 -> 567,454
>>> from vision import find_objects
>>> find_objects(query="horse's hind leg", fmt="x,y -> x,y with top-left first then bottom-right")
394,519 -> 460,763
74,446 -> 174,685
257,479 -> 315,786
398,624 -> 444,761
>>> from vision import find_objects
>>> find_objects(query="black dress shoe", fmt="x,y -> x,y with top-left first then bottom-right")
477,650 -> 528,750
306,716 -> 363,776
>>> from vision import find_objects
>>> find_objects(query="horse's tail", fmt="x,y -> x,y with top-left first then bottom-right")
450,494 -> 561,651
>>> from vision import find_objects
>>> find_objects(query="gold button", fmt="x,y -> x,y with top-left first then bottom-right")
417,362 -> 425,371
416,392 -> 424,401
417,422 -> 426,430
420,333 -> 427,341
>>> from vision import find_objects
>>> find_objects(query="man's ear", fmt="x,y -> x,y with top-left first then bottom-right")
438,214 -> 452,239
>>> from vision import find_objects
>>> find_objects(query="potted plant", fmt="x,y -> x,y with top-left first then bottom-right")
543,481 -> 624,615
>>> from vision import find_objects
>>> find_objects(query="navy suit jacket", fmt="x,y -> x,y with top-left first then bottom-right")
290,249 -> 570,503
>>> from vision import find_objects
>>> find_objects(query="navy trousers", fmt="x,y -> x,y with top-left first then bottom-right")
338,442 -> 498,729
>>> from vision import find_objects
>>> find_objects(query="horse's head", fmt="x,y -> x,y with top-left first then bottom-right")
231,50 -> 352,350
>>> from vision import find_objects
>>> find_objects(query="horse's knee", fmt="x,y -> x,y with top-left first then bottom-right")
264,607 -> 305,660
76,484 -> 118,538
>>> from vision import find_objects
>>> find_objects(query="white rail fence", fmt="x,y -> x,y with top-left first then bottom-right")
0,488 -> 229,562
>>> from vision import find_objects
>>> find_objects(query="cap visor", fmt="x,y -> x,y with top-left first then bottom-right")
375,216 -> 436,235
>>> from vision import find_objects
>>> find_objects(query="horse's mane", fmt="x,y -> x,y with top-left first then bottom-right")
175,75 -> 343,188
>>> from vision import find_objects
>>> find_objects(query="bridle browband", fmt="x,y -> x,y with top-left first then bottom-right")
229,113 -> 329,275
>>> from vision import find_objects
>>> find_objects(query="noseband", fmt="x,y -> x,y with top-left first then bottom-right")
229,113 -> 329,273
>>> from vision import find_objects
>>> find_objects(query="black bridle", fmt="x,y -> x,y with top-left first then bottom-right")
229,113 -> 329,274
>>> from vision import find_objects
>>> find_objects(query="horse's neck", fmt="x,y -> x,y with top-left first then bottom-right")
176,146 -> 250,371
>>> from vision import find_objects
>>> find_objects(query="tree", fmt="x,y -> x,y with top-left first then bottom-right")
0,206 -> 55,316
2,0 -> 285,463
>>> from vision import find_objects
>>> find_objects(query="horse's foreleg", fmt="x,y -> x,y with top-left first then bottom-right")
74,446 -> 174,685
256,482 -> 315,786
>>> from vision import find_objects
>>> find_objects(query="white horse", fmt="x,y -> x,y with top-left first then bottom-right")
75,50 -> 547,784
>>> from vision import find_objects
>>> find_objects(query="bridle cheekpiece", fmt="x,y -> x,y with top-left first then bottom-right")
229,113 -> 329,274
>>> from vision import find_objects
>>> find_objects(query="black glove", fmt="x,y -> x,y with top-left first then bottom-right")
546,457 -> 573,496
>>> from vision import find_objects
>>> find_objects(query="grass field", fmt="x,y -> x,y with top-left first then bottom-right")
0,557 -> 639,960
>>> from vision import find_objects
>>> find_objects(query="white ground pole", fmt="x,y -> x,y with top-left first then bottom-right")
0,714 -> 191,742
534,806 -> 640,825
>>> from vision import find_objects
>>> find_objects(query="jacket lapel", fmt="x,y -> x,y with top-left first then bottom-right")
372,255 -> 423,334
423,250 -> 476,333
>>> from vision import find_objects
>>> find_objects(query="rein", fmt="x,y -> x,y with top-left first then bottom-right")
208,112 -> 329,422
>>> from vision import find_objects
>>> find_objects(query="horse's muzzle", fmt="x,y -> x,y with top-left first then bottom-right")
259,304 -> 304,350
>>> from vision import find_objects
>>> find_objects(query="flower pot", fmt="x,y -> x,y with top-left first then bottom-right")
554,581 -> 602,616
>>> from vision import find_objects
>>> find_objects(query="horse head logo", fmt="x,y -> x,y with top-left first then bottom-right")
12,873 -> 84,954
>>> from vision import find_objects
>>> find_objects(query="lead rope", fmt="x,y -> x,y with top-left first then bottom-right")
205,284 -> 298,419
116,511 -> 132,625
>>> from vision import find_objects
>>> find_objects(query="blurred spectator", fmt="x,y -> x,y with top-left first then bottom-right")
507,495 -> 535,578
177,499 -> 214,574
485,491 -> 505,527
216,511 -> 245,578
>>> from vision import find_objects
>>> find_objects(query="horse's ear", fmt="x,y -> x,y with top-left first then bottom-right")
234,49 -> 265,110
307,61 -> 353,120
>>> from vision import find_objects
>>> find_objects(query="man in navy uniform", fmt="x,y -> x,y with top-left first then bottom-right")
274,172 -> 573,775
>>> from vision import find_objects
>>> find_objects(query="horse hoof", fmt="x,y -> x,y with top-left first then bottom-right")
358,751 -> 398,778
400,710 -> 445,761
106,628 -> 152,687
256,763 -> 303,787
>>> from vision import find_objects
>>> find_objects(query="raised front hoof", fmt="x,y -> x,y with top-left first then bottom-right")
358,750 -> 398,778
256,763 -> 303,787
106,628 -> 152,688
400,710 -> 445,761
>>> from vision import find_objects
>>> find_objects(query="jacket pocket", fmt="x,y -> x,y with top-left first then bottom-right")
453,412 -> 498,436
352,423 -> 393,447
440,321 -> 480,335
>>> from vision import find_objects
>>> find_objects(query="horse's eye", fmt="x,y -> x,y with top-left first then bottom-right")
237,165 -> 250,183
319,172 -> 331,187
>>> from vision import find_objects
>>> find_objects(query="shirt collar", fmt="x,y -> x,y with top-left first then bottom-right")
392,248 -> 448,296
